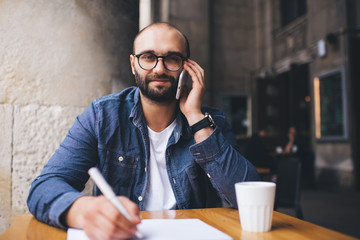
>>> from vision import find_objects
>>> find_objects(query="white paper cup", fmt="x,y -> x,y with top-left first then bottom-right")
235,181 -> 276,232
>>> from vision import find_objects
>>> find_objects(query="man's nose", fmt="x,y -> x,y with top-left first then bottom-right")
153,58 -> 167,73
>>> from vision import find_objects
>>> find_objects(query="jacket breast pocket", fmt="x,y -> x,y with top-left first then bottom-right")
102,150 -> 139,196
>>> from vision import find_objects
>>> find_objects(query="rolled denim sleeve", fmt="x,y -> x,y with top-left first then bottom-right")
189,116 -> 260,208
27,102 -> 99,229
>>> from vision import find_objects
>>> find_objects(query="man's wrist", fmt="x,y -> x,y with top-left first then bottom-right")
66,196 -> 93,228
185,112 -> 205,126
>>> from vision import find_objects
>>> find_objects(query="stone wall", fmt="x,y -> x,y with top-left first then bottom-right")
306,0 -> 353,186
0,105 -> 12,234
0,0 -> 138,233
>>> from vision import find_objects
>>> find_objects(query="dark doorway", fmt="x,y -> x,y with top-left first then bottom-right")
257,63 -> 311,151
256,75 -> 287,148
286,63 -> 311,144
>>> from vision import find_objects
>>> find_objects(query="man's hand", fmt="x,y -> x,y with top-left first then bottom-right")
179,59 -> 205,125
180,59 -> 213,142
66,195 -> 140,240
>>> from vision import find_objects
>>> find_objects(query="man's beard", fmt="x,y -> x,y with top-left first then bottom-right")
135,70 -> 177,102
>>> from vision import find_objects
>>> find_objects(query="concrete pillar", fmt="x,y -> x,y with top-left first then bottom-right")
168,0 -> 211,104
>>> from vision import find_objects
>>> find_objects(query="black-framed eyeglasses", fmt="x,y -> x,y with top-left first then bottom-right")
133,52 -> 187,72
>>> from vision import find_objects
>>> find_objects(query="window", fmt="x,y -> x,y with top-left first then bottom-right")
280,0 -> 307,26
222,95 -> 251,137
314,69 -> 348,141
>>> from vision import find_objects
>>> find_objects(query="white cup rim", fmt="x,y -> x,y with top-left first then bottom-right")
235,181 -> 276,188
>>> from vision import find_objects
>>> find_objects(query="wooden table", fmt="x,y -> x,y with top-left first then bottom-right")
0,208 -> 356,240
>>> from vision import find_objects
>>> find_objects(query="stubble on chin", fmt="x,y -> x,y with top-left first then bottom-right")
135,71 -> 177,102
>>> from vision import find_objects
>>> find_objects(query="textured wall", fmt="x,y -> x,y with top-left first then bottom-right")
0,0 -> 112,106
12,104 -> 85,214
0,105 -> 12,233
0,0 -> 138,233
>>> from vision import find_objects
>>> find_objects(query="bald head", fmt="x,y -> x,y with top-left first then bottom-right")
133,22 -> 190,58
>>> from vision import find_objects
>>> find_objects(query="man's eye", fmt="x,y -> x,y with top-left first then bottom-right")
142,54 -> 156,61
167,55 -> 180,61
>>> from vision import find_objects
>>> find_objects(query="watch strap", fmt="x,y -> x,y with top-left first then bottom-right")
190,113 -> 216,134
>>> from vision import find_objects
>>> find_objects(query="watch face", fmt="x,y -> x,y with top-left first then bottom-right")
205,113 -> 216,128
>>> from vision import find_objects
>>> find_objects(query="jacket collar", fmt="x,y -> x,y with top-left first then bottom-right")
129,87 -> 192,142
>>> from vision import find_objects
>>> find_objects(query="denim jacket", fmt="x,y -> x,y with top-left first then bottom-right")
27,87 -> 260,229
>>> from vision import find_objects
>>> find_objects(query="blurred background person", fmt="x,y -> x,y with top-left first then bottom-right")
284,126 -> 315,188
284,126 -> 300,154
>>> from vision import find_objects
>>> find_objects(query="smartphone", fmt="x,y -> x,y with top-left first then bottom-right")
176,70 -> 188,100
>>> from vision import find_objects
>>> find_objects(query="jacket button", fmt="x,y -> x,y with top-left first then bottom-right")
118,156 -> 124,162
138,196 -> 143,202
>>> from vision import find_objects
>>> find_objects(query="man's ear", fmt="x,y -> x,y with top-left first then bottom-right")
130,54 -> 135,75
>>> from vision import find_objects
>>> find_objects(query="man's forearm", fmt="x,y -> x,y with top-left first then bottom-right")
190,127 -> 260,207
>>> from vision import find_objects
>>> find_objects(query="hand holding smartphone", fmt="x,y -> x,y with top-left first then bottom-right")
176,70 -> 188,100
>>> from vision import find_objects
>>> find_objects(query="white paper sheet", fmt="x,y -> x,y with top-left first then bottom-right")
67,218 -> 232,240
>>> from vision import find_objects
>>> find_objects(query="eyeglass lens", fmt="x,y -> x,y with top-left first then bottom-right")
138,53 -> 183,71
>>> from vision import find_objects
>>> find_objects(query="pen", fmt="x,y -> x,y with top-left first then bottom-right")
88,167 -> 143,239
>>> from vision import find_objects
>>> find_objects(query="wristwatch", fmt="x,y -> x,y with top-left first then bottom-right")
190,112 -> 216,134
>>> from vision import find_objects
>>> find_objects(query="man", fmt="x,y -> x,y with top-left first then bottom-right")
27,22 -> 259,240
284,126 -> 298,154
284,126 -> 309,156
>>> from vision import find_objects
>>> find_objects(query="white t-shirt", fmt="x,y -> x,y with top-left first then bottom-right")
144,120 -> 177,211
